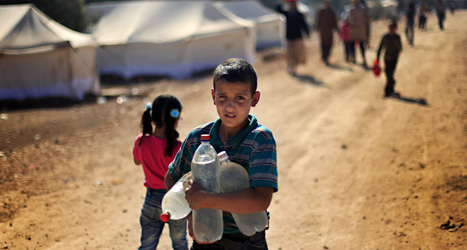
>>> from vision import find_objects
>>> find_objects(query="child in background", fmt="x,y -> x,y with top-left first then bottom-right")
339,19 -> 354,62
165,58 -> 277,249
376,22 -> 402,97
405,3 -> 415,46
133,95 -> 188,250
418,1 -> 428,30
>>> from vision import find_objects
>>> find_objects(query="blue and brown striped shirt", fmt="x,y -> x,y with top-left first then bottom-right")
168,115 -> 278,234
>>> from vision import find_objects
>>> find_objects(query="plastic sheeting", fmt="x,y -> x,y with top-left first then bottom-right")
88,1 -> 256,79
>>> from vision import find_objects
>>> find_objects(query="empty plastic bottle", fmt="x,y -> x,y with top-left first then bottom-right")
160,171 -> 193,222
217,151 -> 268,236
191,134 -> 223,243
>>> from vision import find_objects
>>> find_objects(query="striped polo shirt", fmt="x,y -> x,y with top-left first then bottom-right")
168,114 -> 278,234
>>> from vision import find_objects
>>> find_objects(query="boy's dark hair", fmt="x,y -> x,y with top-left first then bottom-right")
389,22 -> 397,29
139,95 -> 182,157
212,58 -> 257,95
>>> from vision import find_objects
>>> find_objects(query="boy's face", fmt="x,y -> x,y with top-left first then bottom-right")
212,79 -> 260,133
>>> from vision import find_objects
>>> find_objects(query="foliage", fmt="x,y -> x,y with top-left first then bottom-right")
0,0 -> 88,32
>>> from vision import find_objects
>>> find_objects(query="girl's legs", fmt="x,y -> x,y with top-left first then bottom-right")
344,42 -> 351,62
168,218 -> 188,250
419,15 -> 426,30
139,189 -> 166,250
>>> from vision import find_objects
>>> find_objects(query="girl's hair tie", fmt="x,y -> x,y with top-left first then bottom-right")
145,102 -> 152,111
170,109 -> 180,118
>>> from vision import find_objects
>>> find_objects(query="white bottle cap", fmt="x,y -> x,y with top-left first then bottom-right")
217,151 -> 228,162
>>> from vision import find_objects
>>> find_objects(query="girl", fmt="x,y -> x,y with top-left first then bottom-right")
339,19 -> 354,63
133,95 -> 188,250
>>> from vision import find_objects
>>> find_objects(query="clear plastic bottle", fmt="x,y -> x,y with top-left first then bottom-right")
217,151 -> 268,236
191,134 -> 223,243
160,171 -> 193,222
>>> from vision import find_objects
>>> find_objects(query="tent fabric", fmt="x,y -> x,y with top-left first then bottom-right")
0,5 -> 95,50
0,4 -> 100,101
88,1 -> 256,80
214,0 -> 285,50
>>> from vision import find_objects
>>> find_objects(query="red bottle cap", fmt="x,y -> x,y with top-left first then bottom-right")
160,212 -> 170,222
201,134 -> 210,141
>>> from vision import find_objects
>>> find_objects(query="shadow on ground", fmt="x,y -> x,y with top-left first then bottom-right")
327,63 -> 354,71
390,93 -> 429,106
293,74 -> 329,88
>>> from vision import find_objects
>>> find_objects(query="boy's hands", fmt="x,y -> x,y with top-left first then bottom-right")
184,180 -> 207,210
185,201 -> 217,245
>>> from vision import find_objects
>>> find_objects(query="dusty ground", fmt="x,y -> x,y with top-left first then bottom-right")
1,11 -> 466,250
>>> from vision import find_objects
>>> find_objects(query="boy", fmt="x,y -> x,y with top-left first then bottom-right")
376,22 -> 402,97
165,58 -> 277,250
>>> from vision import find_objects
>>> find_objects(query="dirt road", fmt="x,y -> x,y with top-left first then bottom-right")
1,12 -> 466,250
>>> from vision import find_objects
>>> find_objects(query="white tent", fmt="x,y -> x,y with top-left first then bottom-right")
0,4 -> 100,101
214,0 -> 285,50
87,1 -> 256,80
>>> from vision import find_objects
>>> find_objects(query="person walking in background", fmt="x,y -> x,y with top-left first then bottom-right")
133,95 -> 188,250
436,0 -> 446,30
418,1 -> 428,30
405,3 -> 415,46
360,0 -> 371,46
316,0 -> 339,65
448,1 -> 456,15
347,0 -> 369,67
339,18 -> 354,63
276,0 -> 310,75
376,22 -> 402,97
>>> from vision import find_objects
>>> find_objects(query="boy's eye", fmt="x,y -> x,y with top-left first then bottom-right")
236,96 -> 246,100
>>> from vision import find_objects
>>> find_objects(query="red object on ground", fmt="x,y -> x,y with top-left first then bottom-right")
372,60 -> 381,77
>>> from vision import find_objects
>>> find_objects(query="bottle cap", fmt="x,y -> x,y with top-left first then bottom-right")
200,134 -> 210,141
160,212 -> 170,222
217,151 -> 228,162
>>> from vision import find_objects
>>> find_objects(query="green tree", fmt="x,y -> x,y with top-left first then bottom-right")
0,0 -> 87,32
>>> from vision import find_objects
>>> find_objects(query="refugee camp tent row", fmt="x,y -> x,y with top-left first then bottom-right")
0,4 -> 100,101
214,0 -> 285,50
87,0 -> 261,80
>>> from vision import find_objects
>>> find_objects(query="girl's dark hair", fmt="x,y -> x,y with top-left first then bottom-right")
139,95 -> 182,157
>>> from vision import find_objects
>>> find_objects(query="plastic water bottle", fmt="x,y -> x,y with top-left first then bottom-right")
160,172 -> 193,222
191,134 -> 223,243
217,151 -> 268,236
